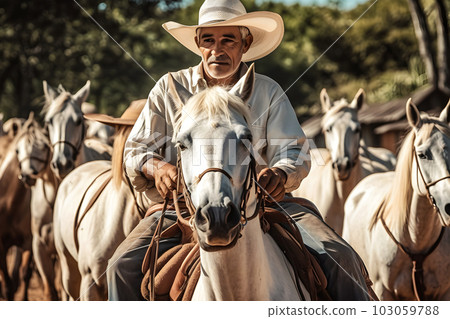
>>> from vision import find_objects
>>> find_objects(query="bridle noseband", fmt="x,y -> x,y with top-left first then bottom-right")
49,121 -> 86,161
177,147 -> 262,230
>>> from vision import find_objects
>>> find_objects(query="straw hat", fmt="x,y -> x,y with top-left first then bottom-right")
162,0 -> 284,62
84,99 -> 146,127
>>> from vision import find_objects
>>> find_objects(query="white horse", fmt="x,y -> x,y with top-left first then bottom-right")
171,65 -> 310,300
42,81 -> 112,179
292,89 -> 396,235
14,113 -> 61,300
53,110 -> 149,300
343,99 -> 450,300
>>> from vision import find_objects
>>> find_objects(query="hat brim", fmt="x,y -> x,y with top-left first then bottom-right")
163,11 -> 284,62
84,114 -> 135,126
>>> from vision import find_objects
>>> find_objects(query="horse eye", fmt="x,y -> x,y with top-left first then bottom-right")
176,142 -> 187,151
418,153 -> 427,160
355,127 -> 361,134
325,126 -> 332,133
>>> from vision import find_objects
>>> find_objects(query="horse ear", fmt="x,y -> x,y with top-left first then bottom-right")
229,63 -> 255,104
320,88 -> 332,112
28,112 -> 34,121
439,98 -> 450,124
167,73 -> 193,108
406,98 -> 422,129
43,81 -> 58,102
57,83 -> 66,93
350,88 -> 365,111
73,81 -> 91,104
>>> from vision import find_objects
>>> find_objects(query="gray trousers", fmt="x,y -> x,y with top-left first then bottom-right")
106,202 -> 372,301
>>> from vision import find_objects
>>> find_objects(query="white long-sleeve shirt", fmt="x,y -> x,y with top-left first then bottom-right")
124,62 -> 310,202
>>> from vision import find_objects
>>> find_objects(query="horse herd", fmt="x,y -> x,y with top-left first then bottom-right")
0,75 -> 449,301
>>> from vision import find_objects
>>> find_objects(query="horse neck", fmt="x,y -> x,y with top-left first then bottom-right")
402,191 -> 443,252
195,193 -> 273,300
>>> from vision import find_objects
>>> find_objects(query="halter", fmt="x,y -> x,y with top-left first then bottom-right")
49,120 -> 86,162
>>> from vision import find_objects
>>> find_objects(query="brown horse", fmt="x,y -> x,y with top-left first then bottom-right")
0,129 -> 32,300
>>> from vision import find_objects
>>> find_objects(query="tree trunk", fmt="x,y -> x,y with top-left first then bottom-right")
407,0 -> 438,88
435,0 -> 450,93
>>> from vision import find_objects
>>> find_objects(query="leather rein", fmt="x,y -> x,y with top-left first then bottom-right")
380,147 -> 448,301
148,148 -> 263,300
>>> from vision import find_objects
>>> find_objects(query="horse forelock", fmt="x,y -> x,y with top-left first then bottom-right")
16,118 -> 50,149
174,87 -> 250,135
376,118 -> 450,232
321,103 -> 357,128
42,92 -> 72,121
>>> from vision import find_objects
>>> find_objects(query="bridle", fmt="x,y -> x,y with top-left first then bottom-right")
175,147 -> 262,230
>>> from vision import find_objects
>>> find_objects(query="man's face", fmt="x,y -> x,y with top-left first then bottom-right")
196,26 -> 252,82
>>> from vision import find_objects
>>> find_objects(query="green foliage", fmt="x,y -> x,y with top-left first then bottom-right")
0,0 -> 440,124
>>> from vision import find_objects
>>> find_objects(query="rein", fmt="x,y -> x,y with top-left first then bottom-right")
146,148 -> 263,301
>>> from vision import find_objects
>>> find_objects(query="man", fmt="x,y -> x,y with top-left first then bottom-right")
107,0 -> 373,301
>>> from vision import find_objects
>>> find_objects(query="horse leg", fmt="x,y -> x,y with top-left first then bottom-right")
79,271 -> 106,301
32,234 -> 58,300
58,249 -> 81,300
0,246 -> 14,300
13,247 -> 32,301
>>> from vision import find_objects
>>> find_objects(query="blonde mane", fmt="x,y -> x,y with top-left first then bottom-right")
42,92 -> 72,121
174,86 -> 250,134
371,116 -> 450,232
111,125 -> 133,189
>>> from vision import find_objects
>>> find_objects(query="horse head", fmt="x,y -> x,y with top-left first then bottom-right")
172,65 -> 256,252
321,88 -> 364,181
42,80 -> 90,179
407,98 -> 450,227
15,112 -> 51,187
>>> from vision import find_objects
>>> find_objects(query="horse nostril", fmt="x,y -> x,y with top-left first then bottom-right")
445,203 -> 450,215
225,202 -> 240,227
32,169 -> 38,175
51,162 -> 58,170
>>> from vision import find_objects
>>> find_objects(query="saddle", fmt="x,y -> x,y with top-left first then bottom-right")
141,197 -> 331,301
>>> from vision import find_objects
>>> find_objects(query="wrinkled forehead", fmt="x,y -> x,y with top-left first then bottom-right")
196,26 -> 242,39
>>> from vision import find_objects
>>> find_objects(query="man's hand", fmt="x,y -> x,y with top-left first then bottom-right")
142,159 -> 179,199
256,167 -> 287,203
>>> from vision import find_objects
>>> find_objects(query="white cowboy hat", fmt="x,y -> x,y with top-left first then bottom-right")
162,0 -> 284,62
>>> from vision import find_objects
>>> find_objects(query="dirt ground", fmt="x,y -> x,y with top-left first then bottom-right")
26,270 -> 45,301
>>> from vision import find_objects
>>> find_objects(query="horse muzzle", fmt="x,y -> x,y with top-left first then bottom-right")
19,173 -> 37,187
194,201 -> 242,252
51,158 -> 74,179
332,157 -> 353,181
